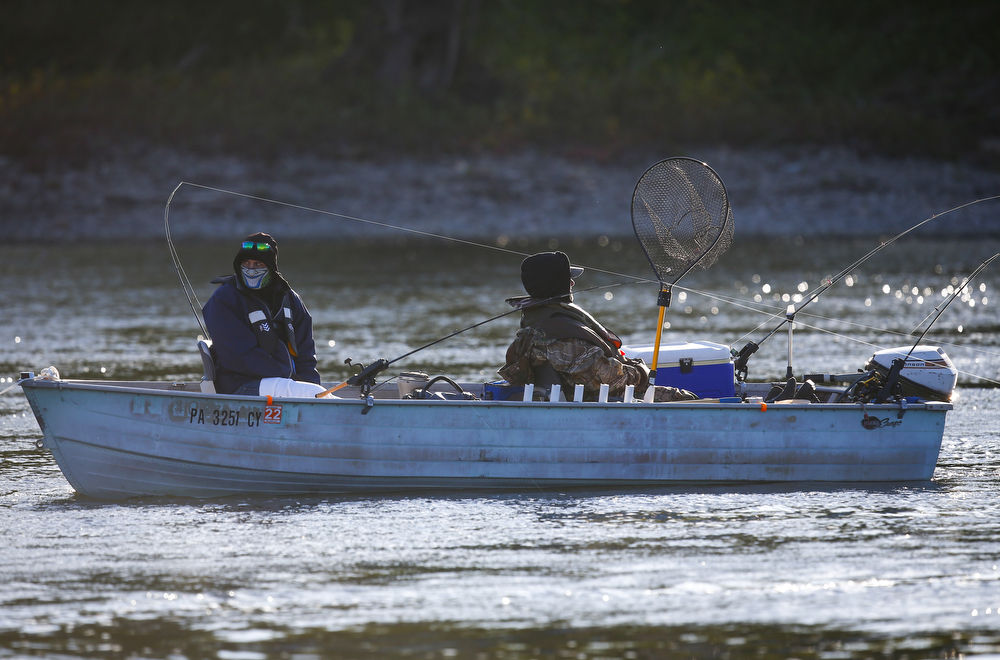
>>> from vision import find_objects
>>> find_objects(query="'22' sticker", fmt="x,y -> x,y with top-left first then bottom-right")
263,403 -> 283,424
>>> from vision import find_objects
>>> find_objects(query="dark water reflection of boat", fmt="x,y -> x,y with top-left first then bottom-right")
0,617 -> 995,659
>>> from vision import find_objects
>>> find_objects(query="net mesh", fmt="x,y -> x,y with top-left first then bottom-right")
631,158 -> 734,284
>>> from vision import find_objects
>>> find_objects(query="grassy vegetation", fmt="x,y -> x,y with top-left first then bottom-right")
2,0 -> 998,165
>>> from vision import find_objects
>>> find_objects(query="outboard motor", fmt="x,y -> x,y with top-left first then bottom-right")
864,346 -> 957,401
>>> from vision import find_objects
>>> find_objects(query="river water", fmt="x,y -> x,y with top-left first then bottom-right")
2,235 -> 999,659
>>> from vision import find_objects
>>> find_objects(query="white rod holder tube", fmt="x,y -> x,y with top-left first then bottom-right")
786,305 -> 795,379
522,383 -> 534,402
624,385 -> 634,402
598,383 -> 609,403
549,384 -> 561,402
643,385 -> 655,403
573,384 -> 584,402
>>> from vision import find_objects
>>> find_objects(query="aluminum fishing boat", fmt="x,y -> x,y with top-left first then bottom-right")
18,342 -> 954,500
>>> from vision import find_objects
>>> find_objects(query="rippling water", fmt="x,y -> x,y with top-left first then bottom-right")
2,236 -> 999,658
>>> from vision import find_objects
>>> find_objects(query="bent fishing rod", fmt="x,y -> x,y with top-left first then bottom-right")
165,183 -> 211,340
863,252 -> 999,404
903,252 -> 999,356
165,180 -> 998,389
731,195 -> 1000,382
164,181 -> 662,337
326,156 -> 736,398
164,180 -> 652,398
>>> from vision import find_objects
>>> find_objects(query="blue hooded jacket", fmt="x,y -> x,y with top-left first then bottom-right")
202,274 -> 321,395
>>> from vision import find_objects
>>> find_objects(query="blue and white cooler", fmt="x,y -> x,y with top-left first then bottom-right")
622,340 -> 736,399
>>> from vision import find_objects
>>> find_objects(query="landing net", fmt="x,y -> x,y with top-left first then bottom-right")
631,157 -> 734,285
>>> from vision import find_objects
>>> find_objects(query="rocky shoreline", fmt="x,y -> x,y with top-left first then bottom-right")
3,146 -> 999,243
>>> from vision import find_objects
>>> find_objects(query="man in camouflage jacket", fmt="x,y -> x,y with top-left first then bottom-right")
499,252 -> 696,402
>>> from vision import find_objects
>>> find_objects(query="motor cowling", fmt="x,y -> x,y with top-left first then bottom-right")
864,346 -> 957,401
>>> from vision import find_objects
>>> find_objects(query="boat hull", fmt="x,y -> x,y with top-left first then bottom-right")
21,380 -> 949,499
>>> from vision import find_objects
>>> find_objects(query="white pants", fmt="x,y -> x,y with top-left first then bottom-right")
259,377 -> 335,399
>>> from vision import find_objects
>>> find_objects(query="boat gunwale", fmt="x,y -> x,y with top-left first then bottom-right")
18,378 -> 954,412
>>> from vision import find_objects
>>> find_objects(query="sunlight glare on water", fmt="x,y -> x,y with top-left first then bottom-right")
1,237 -> 999,658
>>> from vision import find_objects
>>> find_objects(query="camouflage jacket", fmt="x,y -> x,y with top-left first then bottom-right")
497,301 -> 649,400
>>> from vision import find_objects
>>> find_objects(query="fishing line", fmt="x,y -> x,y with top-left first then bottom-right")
954,370 -> 1000,388
864,254 -> 1000,403
167,181 -> 1000,380
316,279 -> 646,397
743,318 -> 1000,386
166,181 -> 662,288
729,195 -> 1000,369
720,287 -> 1000,360
174,181 -> 533,259
398,278 -> 644,360
900,254 -> 999,358
732,198 -> 1000,381
907,274 -> 994,337
167,182 -> 999,292
661,279 -> 1000,375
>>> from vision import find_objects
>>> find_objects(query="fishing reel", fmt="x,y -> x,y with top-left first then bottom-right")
844,364 -> 903,404
344,357 -> 389,397
732,341 -> 759,383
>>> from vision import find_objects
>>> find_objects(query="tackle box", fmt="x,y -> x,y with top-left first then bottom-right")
622,340 -> 735,399
482,380 -> 525,401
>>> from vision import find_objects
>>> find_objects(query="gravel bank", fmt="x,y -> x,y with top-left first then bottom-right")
3,146 -> 998,242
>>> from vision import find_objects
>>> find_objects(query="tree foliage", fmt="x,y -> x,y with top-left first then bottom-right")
2,0 -> 998,162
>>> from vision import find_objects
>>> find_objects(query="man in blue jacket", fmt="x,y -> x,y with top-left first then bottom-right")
202,232 -> 328,398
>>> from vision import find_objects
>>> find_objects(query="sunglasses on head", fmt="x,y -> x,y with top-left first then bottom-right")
242,241 -> 272,251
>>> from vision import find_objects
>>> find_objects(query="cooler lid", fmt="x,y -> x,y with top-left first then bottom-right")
621,340 -> 733,366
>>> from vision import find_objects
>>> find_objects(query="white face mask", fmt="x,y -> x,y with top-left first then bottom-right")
241,266 -> 272,290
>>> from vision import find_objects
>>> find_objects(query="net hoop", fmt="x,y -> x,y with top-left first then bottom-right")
630,157 -> 734,287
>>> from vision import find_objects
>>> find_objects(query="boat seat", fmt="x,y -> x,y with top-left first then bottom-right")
531,361 -> 565,401
766,376 -> 797,403
198,340 -> 217,394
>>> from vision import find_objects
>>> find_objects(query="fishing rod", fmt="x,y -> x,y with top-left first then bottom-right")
165,181 -> 998,391
314,279 -> 644,398
907,254 -> 1000,351
163,180 -> 658,398
731,195 -> 1000,382
856,253 -> 1000,404
163,181 -> 661,329
165,183 -> 211,340
871,252 -> 999,402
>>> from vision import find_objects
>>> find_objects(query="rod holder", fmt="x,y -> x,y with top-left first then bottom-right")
785,305 -> 795,380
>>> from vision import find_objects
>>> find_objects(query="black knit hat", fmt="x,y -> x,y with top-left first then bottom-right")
233,232 -> 279,275
520,251 -> 584,299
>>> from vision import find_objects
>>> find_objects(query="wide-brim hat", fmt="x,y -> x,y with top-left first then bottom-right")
520,251 -> 584,299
